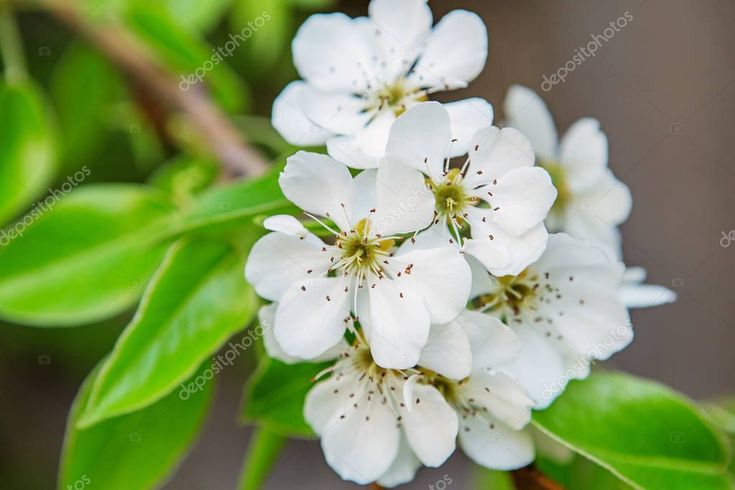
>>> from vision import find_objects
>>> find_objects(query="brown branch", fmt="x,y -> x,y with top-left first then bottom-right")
511,465 -> 563,490
41,0 -> 268,179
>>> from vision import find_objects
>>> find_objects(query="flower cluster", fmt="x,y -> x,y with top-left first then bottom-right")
246,0 -> 676,486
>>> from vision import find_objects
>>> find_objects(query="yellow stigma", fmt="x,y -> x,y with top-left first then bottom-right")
429,168 -> 478,220
336,219 -> 394,276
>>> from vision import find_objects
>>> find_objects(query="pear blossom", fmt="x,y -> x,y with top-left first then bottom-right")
503,85 -> 676,308
387,102 -> 557,277
272,0 -> 493,168
304,328 -> 533,486
503,84 -> 631,254
469,233 -> 633,408
245,151 -> 471,369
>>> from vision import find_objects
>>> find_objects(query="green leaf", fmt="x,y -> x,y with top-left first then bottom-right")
50,42 -> 121,172
78,238 -> 258,427
473,467 -> 514,490
241,357 -> 329,437
237,426 -> 286,490
533,371 -> 733,490
177,164 -> 295,235
0,184 -> 177,327
164,0 -> 233,32
0,82 -> 56,227
126,0 -> 248,112
232,0 -> 290,70
148,154 -> 220,205
59,361 -> 214,490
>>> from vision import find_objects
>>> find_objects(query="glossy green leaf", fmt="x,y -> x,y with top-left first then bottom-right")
533,371 -> 733,490
0,185 -> 177,327
50,42 -> 121,172
78,238 -> 258,427
0,82 -> 55,226
148,155 -> 220,205
126,0 -> 248,112
536,453 -> 632,489
241,357 -> 329,437
59,361 -> 213,490
177,165 -> 294,235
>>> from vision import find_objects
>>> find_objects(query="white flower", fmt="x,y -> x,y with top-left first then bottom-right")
245,151 -> 471,368
304,331 -> 533,486
470,233 -> 633,408
503,85 -> 676,309
388,102 -> 557,277
503,84 -> 632,256
272,0 -> 493,168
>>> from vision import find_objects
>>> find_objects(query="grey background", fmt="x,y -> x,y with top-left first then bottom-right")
1,1 -> 733,489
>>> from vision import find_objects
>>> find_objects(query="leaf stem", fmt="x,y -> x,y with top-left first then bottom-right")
511,465 -> 562,490
237,426 -> 286,490
0,4 -> 28,83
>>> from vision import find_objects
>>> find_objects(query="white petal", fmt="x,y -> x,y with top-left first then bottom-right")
397,222 -> 455,253
409,10 -> 488,89
293,84 -> 370,135
372,156 -> 435,236
367,277 -> 430,369
455,311 -> 520,368
263,215 -> 308,238
459,418 -> 534,470
279,151 -> 355,230
327,111 -> 396,169
274,276 -> 351,360
245,232 -> 331,302
351,168 -> 378,219
619,283 -> 677,308
271,81 -> 334,145
402,383 -> 458,467
386,101 -> 451,181
419,321 -> 472,380
468,254 -> 495,298
259,303 -> 299,364
559,118 -> 608,192
464,370 -> 533,430
292,13 -> 378,92
304,372 -> 354,434
320,393 -> 401,484
623,266 -> 647,283
488,166 -> 557,236
444,98 -> 494,156
499,324 -> 580,409
377,434 -> 421,488
465,208 -> 549,277
464,127 -> 535,188
503,85 -> 558,161
389,246 -> 471,324
572,169 -> 632,227
369,0 -> 432,66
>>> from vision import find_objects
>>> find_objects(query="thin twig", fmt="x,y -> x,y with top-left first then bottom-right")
40,0 -> 268,179
511,465 -> 563,490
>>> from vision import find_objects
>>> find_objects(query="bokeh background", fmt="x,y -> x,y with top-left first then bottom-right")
1,0 -> 733,488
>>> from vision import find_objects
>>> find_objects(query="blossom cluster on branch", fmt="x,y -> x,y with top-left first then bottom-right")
244,0 -> 675,485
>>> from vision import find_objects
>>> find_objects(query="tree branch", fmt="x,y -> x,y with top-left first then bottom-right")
511,465 -> 563,490
40,0 -> 268,179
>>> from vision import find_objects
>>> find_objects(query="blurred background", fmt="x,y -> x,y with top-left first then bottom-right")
1,0 -> 733,488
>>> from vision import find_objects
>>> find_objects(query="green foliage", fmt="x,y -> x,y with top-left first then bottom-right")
0,81 -> 56,226
59,361 -> 214,490
241,356 -> 330,437
0,185 -> 177,327
164,0 -> 234,32
533,371 -> 733,489
50,42 -> 122,172
148,155 -> 221,205
78,238 -> 259,427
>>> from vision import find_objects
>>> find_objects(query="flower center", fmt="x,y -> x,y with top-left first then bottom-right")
430,168 -> 478,220
477,269 -> 540,316
335,219 -> 394,277
539,161 -> 572,217
372,80 -> 428,116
